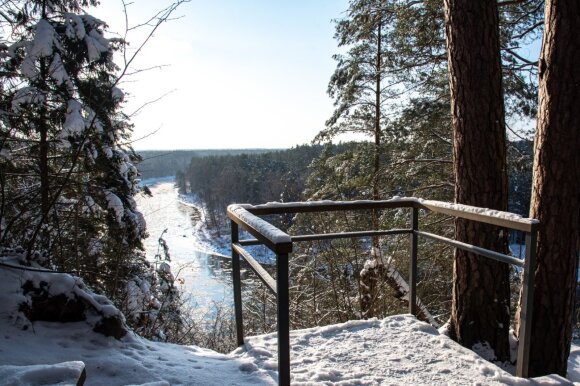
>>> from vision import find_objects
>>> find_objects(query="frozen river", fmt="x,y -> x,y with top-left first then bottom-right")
135,178 -> 233,308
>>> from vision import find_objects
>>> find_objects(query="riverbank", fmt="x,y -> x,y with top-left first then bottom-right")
176,191 -> 231,258
136,178 -> 234,308
176,186 -> 275,265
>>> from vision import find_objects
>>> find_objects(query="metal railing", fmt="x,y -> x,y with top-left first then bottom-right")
227,198 -> 539,385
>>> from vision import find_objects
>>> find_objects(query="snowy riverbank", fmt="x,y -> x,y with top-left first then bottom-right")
176,190 -> 231,258
136,179 -> 234,308
139,176 -> 229,258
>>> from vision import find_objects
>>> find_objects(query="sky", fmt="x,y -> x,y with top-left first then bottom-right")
91,0 -> 349,150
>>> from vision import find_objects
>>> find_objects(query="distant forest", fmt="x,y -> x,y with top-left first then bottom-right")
137,149 -> 275,179
139,141 -> 532,229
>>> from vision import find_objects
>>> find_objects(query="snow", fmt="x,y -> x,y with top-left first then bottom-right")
11,87 -> 45,112
139,178 -> 230,258
49,54 -> 73,91
237,315 -> 571,385
112,87 -> 124,101
1,297 -> 576,385
20,53 -> 38,80
105,191 -> 124,222
31,20 -> 56,58
228,205 -> 292,245
567,345 -> 580,382
1,249 -> 580,385
135,180 -> 236,309
250,196 -> 412,210
85,107 -> 104,133
418,199 -> 539,226
64,13 -> 86,40
84,27 -> 109,62
62,99 -> 85,136
0,361 -> 85,386
247,198 -> 539,229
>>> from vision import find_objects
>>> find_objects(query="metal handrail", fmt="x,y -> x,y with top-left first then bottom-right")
227,199 -> 539,385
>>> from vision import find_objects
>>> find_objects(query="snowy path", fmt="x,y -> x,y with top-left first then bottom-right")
237,315 -> 572,385
0,320 -> 275,386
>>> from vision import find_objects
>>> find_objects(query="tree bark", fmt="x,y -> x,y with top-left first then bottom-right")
443,0 -> 511,361
373,17 -> 382,203
524,0 -> 580,376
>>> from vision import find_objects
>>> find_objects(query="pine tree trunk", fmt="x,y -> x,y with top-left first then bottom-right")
39,123 -> 49,218
373,18 -> 382,204
443,0 -> 511,361
524,0 -> 580,376
364,16 -> 383,319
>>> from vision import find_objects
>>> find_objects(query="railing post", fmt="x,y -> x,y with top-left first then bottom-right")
276,252 -> 291,386
231,220 -> 244,346
409,207 -> 418,316
516,226 -> 538,378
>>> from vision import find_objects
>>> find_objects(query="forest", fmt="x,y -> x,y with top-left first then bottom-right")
138,149 -> 273,179
176,141 -> 532,233
0,0 -> 578,383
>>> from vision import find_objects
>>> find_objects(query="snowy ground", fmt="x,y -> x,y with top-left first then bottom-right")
0,318 -> 274,386
1,252 -> 580,385
238,316 -> 575,386
1,311 -> 578,385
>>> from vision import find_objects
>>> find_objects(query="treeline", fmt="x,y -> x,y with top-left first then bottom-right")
177,144 -> 349,229
179,141 -> 531,233
137,149 -> 274,180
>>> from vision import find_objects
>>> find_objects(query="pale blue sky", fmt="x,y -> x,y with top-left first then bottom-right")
93,0 -> 349,150
93,1 -> 540,150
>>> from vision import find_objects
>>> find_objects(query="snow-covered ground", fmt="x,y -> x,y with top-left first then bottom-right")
1,307 -> 578,385
176,184 -> 276,264
1,251 -> 579,385
239,315 -> 574,386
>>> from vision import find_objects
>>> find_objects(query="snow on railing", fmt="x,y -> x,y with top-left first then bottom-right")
227,199 -> 539,385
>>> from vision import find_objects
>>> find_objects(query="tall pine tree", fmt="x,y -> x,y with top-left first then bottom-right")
524,0 -> 580,376
443,0 -> 511,361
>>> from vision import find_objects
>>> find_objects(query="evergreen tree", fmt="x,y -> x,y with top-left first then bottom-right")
319,0 -> 391,204
0,0 -> 145,302
316,0 -> 543,326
